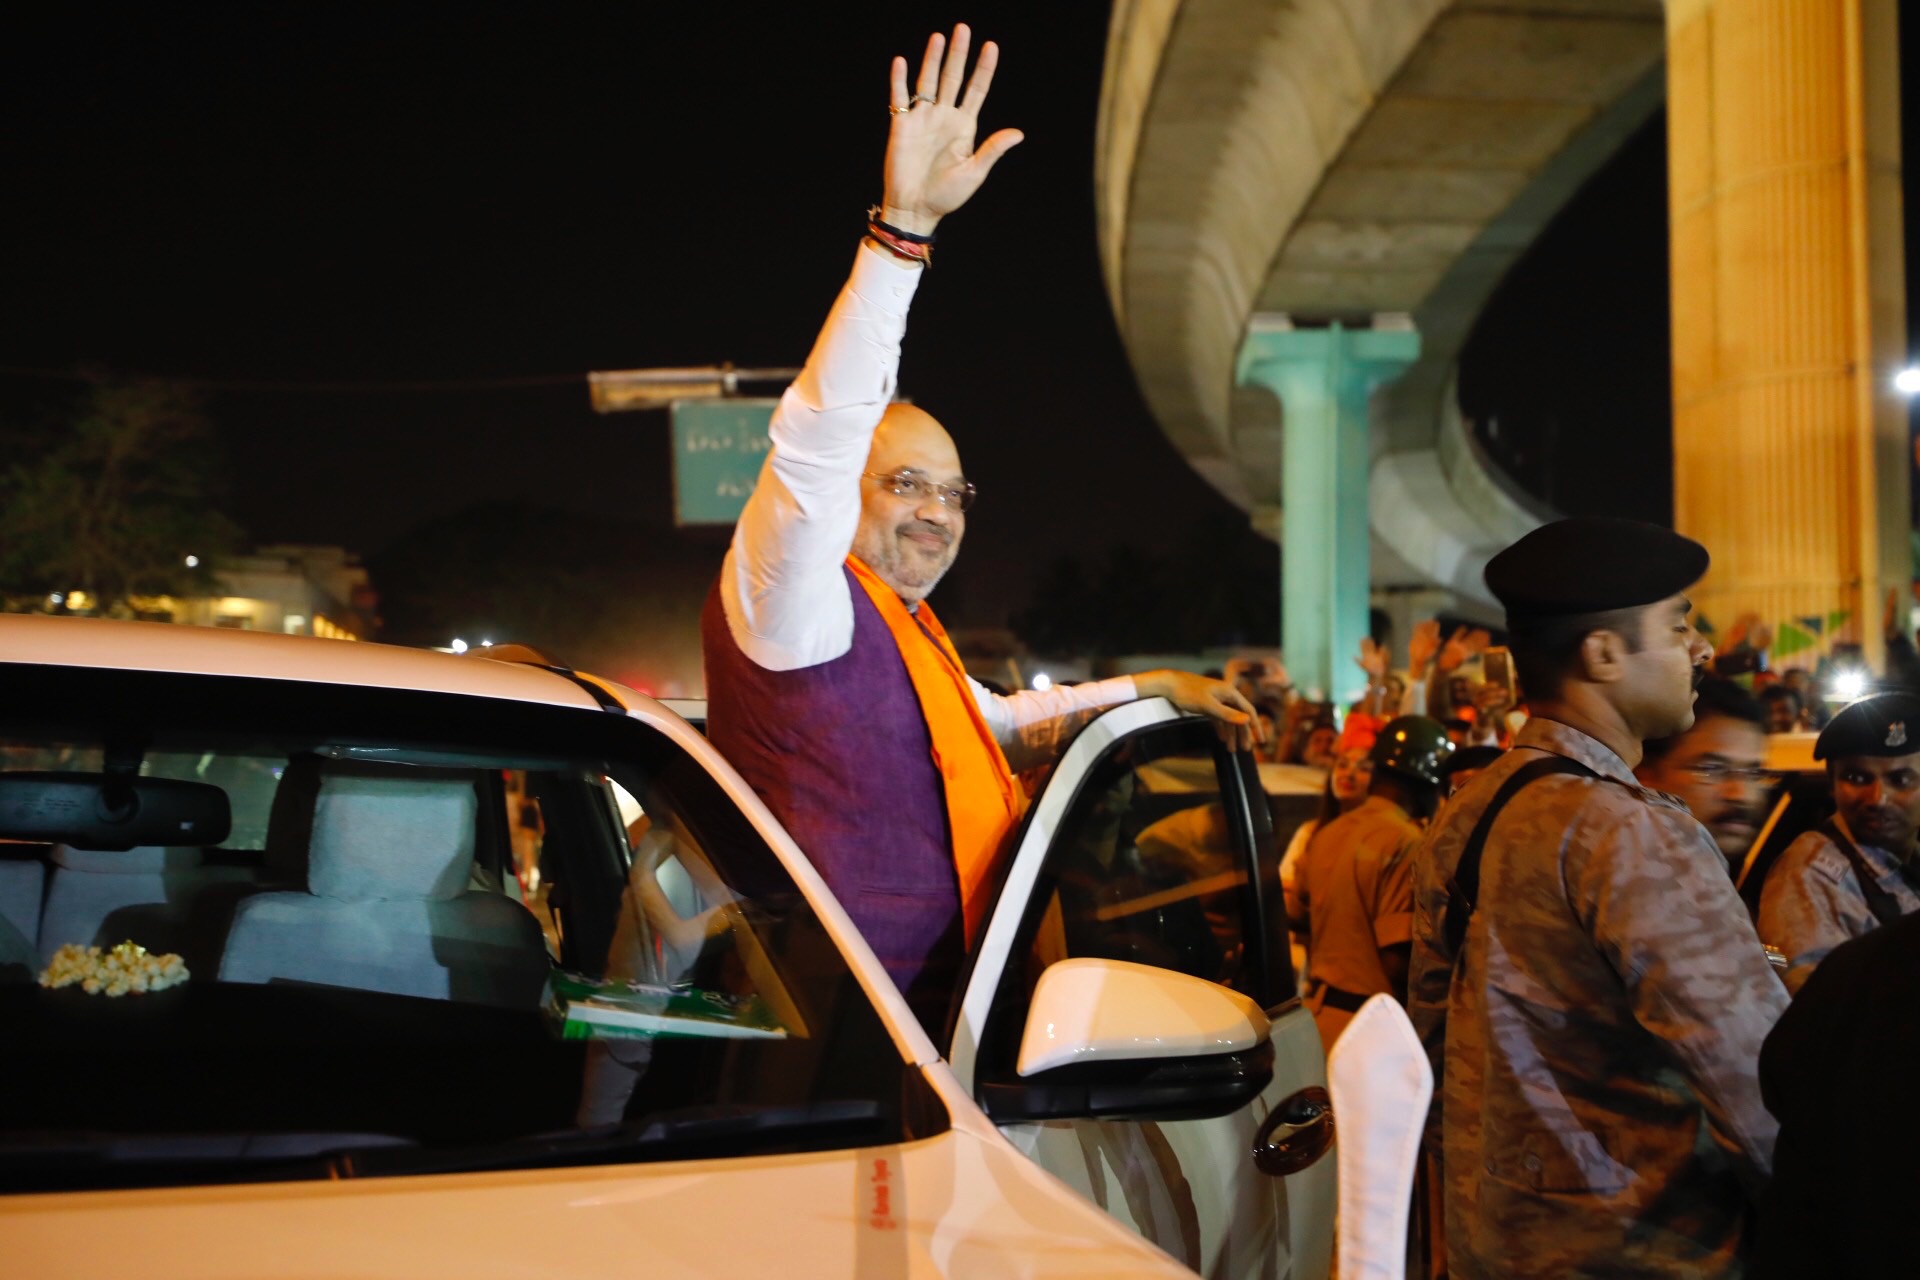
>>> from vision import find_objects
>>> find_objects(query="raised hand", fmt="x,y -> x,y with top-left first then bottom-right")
1225,654 -> 1290,701
1408,619 -> 1441,677
1721,611 -> 1761,654
1256,658 -> 1293,700
1357,636 -> 1389,683
882,26 -> 1024,236
1437,626 -> 1490,674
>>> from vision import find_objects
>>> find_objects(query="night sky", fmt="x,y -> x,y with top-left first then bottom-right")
3,5 -> 1917,642
3,3 -> 1248,636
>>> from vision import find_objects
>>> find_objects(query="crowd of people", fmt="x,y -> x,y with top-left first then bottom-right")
696,27 -> 1917,1280
1258,528 -> 1920,1278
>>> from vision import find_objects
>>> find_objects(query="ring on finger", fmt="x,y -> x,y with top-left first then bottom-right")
888,104 -> 910,115
912,93 -> 937,107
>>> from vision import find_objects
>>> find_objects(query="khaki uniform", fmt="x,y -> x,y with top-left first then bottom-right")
1293,795 -> 1420,1051
1757,820 -> 1920,994
1408,719 -> 1788,1279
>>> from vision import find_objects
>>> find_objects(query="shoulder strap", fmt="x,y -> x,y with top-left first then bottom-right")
1818,818 -> 1908,928
1442,755 -> 1599,954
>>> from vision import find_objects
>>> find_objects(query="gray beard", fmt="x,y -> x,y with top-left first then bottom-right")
859,529 -> 956,603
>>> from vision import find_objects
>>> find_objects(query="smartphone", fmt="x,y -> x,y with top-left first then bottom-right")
1482,646 -> 1515,701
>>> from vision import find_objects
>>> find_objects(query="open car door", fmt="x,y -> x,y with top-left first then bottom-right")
950,698 -> 1335,1279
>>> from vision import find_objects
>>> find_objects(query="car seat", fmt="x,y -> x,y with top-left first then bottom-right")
37,844 -> 255,975
217,762 -> 550,1008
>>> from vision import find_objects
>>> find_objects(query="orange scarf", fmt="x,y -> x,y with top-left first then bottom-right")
848,555 -> 1024,942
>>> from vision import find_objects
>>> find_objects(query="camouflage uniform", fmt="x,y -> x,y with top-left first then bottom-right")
1293,794 -> 1420,1051
1408,718 -> 1788,1279
1757,821 -> 1920,994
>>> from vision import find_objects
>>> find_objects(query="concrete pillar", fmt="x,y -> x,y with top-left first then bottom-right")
1666,0 -> 1908,667
1239,320 -> 1421,707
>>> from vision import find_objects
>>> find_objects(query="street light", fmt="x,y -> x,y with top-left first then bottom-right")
450,638 -> 469,654
587,365 -> 803,414
1895,366 -> 1920,396
1829,668 -> 1868,703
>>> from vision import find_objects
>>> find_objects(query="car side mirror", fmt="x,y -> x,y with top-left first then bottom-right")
976,958 -> 1274,1124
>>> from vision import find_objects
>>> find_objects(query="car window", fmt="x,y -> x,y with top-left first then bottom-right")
973,720 -> 1282,1080
1029,725 -> 1252,990
0,665 -> 943,1194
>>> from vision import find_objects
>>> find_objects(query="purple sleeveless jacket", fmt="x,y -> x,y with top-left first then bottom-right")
701,566 -> 963,1034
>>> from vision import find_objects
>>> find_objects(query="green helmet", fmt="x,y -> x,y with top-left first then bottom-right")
1369,715 -> 1455,787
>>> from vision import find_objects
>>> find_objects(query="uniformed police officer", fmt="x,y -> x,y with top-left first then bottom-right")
1406,518 -> 1789,1280
1757,691 -> 1920,993
1291,715 -> 1451,1052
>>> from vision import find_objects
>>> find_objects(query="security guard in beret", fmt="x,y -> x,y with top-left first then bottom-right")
1758,691 -> 1920,994
1405,518 -> 1787,1280
1292,714 -> 1451,1052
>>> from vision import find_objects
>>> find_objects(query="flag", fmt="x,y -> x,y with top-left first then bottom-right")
1774,621 -> 1818,659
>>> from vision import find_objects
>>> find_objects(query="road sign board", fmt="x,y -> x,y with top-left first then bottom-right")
671,398 -> 778,526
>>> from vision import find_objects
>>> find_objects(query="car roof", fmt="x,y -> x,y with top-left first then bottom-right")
0,614 -> 605,713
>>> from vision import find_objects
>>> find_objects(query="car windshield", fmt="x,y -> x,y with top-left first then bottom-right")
0,664 -> 940,1194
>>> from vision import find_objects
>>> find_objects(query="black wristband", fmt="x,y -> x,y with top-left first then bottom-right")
867,205 -> 935,245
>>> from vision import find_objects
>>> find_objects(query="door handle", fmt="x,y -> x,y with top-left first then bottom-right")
1252,1086 -> 1333,1177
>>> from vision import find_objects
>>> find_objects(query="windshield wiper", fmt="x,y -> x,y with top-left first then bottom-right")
335,1099 -> 890,1178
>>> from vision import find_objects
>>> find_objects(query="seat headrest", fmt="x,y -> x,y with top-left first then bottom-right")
307,764 -> 478,902
52,845 -> 203,873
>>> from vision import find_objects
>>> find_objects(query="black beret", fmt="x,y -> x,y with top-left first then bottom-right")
1814,692 -> 1920,761
1485,518 -> 1709,621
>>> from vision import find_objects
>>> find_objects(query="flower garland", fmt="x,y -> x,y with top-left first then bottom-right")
39,941 -> 189,996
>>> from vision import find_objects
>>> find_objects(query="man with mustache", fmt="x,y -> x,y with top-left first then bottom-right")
1758,691 -> 1920,994
701,27 -> 1255,1034
1406,517 -> 1787,1279
1637,677 -> 1771,876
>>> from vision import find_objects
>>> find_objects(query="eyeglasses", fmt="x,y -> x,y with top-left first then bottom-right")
1684,760 -> 1773,786
863,468 -> 977,512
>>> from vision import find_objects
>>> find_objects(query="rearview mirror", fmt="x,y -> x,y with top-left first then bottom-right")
0,773 -> 231,850
977,958 -> 1274,1123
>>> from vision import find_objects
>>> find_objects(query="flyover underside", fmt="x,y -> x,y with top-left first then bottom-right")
1099,0 -> 1665,607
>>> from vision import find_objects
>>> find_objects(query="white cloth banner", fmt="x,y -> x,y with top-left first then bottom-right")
1328,994 -> 1434,1280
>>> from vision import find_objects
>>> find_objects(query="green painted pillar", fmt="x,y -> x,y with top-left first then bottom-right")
1237,320 -> 1420,708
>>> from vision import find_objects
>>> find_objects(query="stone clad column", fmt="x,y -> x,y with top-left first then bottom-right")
1239,320 -> 1420,707
1666,0 -> 1908,665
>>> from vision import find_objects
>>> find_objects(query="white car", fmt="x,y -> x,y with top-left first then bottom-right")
0,616 -> 1333,1278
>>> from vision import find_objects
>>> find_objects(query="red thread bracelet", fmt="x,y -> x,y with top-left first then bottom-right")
868,224 -> 932,267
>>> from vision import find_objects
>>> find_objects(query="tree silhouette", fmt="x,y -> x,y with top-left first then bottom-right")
0,382 -> 243,612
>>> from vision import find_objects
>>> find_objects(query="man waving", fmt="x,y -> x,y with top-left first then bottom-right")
702,26 -> 1255,1033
